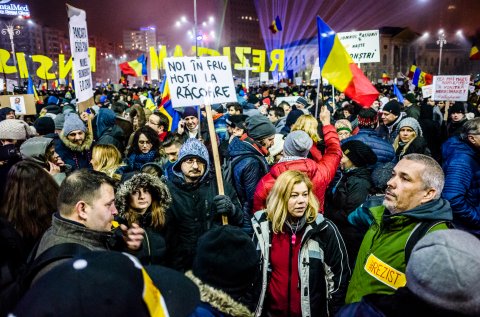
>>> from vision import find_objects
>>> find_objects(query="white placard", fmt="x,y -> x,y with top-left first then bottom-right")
311,58 -> 320,80
294,77 -> 303,86
260,72 -> 269,83
337,30 -> 380,63
0,78 -> 4,91
469,85 -> 475,93
6,79 -> 17,92
432,75 -> 470,101
164,56 -> 237,108
67,5 -> 93,104
275,96 -> 299,106
421,85 -> 433,99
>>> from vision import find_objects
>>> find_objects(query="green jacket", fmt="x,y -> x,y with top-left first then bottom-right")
346,198 -> 452,303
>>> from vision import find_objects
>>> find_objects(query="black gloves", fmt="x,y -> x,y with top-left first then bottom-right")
212,195 -> 235,217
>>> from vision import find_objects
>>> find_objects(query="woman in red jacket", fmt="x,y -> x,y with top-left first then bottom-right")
253,106 -> 342,213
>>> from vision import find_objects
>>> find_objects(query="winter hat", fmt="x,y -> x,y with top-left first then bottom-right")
211,103 -> 224,113
341,140 -> 377,167
285,108 -> 304,128
335,119 -> 352,133
54,113 -> 66,130
34,116 -> 55,135
405,93 -> 417,104
266,134 -> 285,163
262,98 -> 271,106
62,104 -> 76,114
357,108 -> 378,129
226,114 -> 248,130
0,119 -> 30,140
283,130 -> 313,157
181,106 -> 197,119
296,96 -> 309,108
13,251 -> 200,317
47,95 -> 59,105
172,137 -> 210,174
192,225 -> 258,296
245,115 -> 276,140
63,113 -> 86,136
397,117 -> 423,137
382,100 -> 401,116
406,230 -> 480,316
450,101 -> 465,114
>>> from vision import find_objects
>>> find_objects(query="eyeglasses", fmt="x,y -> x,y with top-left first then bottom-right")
183,158 -> 204,166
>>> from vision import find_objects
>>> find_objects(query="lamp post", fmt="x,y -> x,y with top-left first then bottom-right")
1,22 -> 21,85
436,30 -> 447,75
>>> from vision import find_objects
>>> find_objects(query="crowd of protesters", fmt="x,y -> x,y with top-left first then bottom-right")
0,79 -> 479,317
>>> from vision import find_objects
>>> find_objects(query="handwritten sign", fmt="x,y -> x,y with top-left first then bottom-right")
338,30 -> 380,63
164,56 -> 236,108
432,75 -> 470,101
67,4 -> 93,105
421,85 -> 433,99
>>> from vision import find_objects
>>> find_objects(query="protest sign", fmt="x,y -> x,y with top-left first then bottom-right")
337,30 -> 380,63
260,72 -> 269,83
0,78 -> 4,91
6,79 -> 17,92
0,94 -> 36,115
67,4 -> 94,111
432,75 -> 469,101
275,96 -> 299,106
311,58 -> 320,80
164,56 -> 236,108
421,85 -> 433,99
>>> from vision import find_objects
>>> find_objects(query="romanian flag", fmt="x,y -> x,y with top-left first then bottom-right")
269,16 -> 282,34
408,65 -> 432,87
382,72 -> 390,84
119,55 -> 147,77
158,75 -> 181,131
470,45 -> 480,60
27,76 -> 40,103
145,91 -> 157,111
316,16 -> 379,108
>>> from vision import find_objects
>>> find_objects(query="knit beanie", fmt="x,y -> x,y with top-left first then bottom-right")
450,101 -> 465,114
192,225 -> 258,296
296,96 -> 309,108
357,108 -> 378,129
283,130 -> 313,157
382,100 -> 401,116
54,113 -> 65,131
335,119 -> 352,133
397,117 -> 423,137
341,140 -> 377,167
405,93 -> 417,104
181,106 -> 197,119
406,230 -> 480,316
172,138 -> 210,174
285,108 -> 304,128
0,119 -> 30,140
211,104 -> 224,113
34,116 -> 55,135
63,113 -> 86,136
246,115 -> 276,140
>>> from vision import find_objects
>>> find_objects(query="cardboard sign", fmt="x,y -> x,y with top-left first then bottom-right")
67,4 -> 94,108
432,75 -> 470,101
337,30 -> 380,63
421,85 -> 433,99
275,96 -> 299,106
164,56 -> 237,108
0,94 -> 36,115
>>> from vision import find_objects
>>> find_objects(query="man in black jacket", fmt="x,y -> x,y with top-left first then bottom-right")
165,138 -> 243,272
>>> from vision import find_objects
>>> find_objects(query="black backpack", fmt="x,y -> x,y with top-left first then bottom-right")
404,220 -> 452,263
0,243 -> 90,316
222,154 -> 268,189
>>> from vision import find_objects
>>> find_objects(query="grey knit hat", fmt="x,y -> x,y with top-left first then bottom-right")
62,113 -> 86,136
406,229 -> 480,316
397,117 -> 423,137
54,113 -> 66,130
283,130 -> 313,157
246,115 -> 276,141
0,119 -> 31,140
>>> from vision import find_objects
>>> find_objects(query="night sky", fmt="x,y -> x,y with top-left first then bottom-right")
28,0 -> 480,44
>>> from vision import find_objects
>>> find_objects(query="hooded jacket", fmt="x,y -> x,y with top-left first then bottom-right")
344,128 -> 395,164
376,113 -> 406,144
346,199 -> 452,303
56,131 -> 93,170
115,173 -> 171,265
96,108 -> 126,153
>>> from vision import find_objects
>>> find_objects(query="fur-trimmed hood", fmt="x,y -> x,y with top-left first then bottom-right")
186,271 -> 253,317
58,130 -> 93,152
115,173 -> 172,214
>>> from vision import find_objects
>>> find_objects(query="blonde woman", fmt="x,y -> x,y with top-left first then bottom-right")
252,170 -> 350,317
393,117 -> 429,161
291,114 -> 321,143
115,173 -> 171,265
90,144 -> 126,181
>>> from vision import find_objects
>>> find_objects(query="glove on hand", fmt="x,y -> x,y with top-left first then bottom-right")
212,195 -> 234,217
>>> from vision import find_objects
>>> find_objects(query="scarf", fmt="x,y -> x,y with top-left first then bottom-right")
127,150 -> 157,171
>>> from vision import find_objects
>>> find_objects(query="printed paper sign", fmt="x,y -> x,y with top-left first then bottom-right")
164,56 -> 237,108
67,5 -> 93,104
260,72 -> 269,83
337,30 -> 380,63
421,85 -> 433,99
432,76 -> 470,101
275,96 -> 299,106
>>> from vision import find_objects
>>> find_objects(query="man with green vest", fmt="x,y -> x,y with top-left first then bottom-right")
346,154 -> 452,303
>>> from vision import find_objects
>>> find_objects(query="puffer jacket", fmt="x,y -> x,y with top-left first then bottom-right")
344,128 -> 395,164
115,173 -> 171,265
228,135 -> 270,234
252,211 -> 350,317
253,124 -> 341,213
442,136 -> 480,236
55,131 -> 93,170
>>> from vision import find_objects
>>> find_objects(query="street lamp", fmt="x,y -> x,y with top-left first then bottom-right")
1,22 -> 20,84
437,29 -> 447,75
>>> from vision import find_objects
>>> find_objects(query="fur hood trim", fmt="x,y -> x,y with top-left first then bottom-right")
59,130 -> 93,152
185,271 -> 253,317
115,173 -> 172,214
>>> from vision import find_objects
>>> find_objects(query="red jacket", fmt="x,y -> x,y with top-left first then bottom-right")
253,124 -> 342,213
